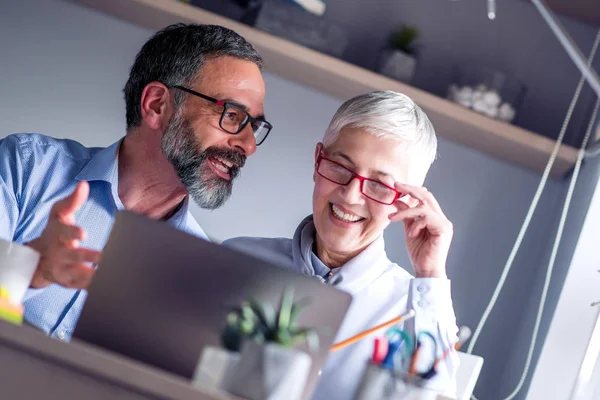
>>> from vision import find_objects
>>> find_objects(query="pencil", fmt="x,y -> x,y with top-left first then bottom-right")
330,309 -> 416,352
431,326 -> 471,371
408,342 -> 422,376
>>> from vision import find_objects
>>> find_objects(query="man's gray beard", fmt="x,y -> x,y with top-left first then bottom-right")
161,111 -> 244,210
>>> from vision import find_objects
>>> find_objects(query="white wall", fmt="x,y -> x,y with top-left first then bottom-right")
1,1 -> 597,399
528,173 -> 600,399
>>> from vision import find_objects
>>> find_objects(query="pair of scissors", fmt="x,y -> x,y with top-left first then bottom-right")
409,331 -> 438,377
380,327 -> 414,370
374,328 -> 439,375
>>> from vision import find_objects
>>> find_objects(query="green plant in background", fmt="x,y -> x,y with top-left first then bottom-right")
221,287 -> 319,352
389,24 -> 420,56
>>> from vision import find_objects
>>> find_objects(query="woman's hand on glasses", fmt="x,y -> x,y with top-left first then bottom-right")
388,183 -> 453,279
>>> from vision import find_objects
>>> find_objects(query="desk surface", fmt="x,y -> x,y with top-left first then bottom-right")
0,319 -> 455,400
0,319 -> 237,400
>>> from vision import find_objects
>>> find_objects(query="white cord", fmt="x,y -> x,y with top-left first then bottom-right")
532,0 -> 600,99
467,29 -> 600,400
499,98 -> 599,400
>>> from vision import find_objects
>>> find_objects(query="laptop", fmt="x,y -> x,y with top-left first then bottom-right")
73,211 -> 352,399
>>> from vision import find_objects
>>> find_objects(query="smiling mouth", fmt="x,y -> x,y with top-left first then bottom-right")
207,156 -> 236,180
330,203 -> 365,223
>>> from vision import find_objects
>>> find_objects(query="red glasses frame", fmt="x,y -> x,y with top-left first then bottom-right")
316,152 -> 403,205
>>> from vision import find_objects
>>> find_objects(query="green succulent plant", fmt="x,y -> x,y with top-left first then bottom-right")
221,287 -> 319,353
389,25 -> 420,56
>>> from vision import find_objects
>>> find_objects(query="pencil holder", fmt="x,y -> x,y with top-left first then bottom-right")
354,363 -> 439,400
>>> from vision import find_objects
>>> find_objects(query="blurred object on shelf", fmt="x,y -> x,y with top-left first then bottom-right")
447,65 -> 527,124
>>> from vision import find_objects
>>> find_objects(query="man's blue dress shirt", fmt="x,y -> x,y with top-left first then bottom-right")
0,133 -> 208,341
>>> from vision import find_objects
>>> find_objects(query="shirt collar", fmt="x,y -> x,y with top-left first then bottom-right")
310,251 -> 331,278
292,215 -> 391,294
75,139 -> 124,211
73,139 -> 208,240
168,196 -> 209,240
75,139 -> 121,184
331,234 -> 390,294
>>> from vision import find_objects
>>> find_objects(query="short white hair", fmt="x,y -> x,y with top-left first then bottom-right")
323,90 -> 438,171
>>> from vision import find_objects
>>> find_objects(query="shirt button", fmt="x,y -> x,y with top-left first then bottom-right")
418,300 -> 429,308
57,330 -> 66,340
318,369 -> 322,376
417,284 -> 429,293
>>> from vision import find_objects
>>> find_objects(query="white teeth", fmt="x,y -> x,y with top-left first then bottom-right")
211,159 -> 229,173
216,157 -> 233,168
331,204 -> 362,222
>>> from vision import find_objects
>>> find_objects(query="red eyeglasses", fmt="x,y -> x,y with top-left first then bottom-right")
316,152 -> 403,205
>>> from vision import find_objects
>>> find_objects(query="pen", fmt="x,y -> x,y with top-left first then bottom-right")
422,326 -> 471,379
330,309 -> 416,352
408,341 -> 422,376
371,336 -> 388,365
381,338 -> 403,370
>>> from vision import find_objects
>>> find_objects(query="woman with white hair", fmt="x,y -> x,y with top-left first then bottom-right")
225,90 -> 458,399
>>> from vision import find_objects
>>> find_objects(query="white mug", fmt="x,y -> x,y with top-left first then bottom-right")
0,239 -> 40,304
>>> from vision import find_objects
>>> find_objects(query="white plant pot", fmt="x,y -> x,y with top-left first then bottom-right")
378,50 -> 417,83
225,341 -> 312,400
192,346 -> 240,392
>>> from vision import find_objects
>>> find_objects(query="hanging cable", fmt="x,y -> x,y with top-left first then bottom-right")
532,0 -> 600,99
487,0 -> 496,20
467,28 -> 600,400
498,97 -> 599,400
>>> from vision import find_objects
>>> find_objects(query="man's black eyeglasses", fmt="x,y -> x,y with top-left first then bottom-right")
172,85 -> 272,146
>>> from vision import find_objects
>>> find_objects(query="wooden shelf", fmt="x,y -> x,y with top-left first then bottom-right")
70,0 -> 579,178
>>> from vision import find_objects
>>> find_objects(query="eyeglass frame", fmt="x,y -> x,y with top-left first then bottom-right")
170,85 -> 273,145
316,151 -> 404,205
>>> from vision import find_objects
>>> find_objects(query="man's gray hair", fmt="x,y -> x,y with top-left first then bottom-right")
124,23 -> 262,130
323,90 -> 438,169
